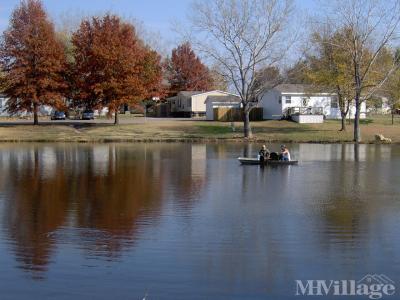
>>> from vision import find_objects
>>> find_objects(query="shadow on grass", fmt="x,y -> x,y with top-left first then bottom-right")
192,124 -> 323,136
0,121 -> 117,129
72,123 -> 116,130
343,119 -> 374,125
194,125 -> 233,135
360,119 -> 374,125
252,126 -> 316,134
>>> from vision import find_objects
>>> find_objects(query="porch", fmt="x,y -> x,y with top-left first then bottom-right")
286,107 -> 324,124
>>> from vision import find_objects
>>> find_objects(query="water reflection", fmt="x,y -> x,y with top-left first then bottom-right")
0,144 -> 208,277
0,143 -> 398,299
3,146 -> 70,275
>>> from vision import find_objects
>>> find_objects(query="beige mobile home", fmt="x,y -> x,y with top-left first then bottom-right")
168,90 -> 238,117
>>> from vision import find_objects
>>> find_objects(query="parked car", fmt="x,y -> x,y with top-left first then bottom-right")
82,109 -> 95,120
51,111 -> 66,120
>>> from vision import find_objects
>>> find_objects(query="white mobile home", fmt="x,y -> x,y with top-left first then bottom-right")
367,95 -> 392,114
0,94 -> 53,117
260,84 -> 366,122
168,90 -> 238,117
0,94 -> 8,116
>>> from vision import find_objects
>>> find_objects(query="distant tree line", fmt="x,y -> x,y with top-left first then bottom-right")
0,0 -> 216,125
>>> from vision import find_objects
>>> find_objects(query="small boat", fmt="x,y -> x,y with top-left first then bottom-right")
238,157 -> 299,165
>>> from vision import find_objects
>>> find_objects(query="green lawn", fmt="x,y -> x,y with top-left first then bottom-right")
0,115 -> 398,143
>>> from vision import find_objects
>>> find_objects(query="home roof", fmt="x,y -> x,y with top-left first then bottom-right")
274,84 -> 333,95
167,90 -> 239,101
180,90 -> 239,97
179,91 -> 204,97
205,95 -> 241,103
166,91 -> 202,101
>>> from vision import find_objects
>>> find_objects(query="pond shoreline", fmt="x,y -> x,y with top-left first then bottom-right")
0,117 -> 398,144
0,137 -> 396,144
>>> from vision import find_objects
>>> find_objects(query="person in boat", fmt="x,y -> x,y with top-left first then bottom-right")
259,145 -> 270,162
280,145 -> 291,161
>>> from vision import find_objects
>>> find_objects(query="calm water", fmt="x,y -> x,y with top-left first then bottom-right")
0,143 -> 399,300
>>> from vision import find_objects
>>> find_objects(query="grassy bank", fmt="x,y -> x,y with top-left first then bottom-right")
0,115 -> 399,143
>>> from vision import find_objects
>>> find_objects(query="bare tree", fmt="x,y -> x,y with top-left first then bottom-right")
189,0 -> 295,138
322,0 -> 400,142
131,19 -> 170,58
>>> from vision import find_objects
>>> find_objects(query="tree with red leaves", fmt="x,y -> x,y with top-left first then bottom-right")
72,14 -> 163,125
0,0 -> 67,125
165,42 -> 213,93
140,48 -> 165,100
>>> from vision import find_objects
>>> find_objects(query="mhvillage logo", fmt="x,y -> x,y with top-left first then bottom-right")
295,274 -> 395,299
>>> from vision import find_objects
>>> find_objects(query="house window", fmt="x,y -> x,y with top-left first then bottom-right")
302,97 -> 309,106
187,98 -> 191,108
331,96 -> 339,108
285,96 -> 291,104
279,96 -> 282,104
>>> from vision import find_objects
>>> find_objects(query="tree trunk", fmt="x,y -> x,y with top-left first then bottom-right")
33,103 -> 39,125
353,97 -> 361,143
340,113 -> 346,131
114,107 -> 120,125
338,93 -> 347,131
392,110 -> 394,125
243,106 -> 252,138
353,61 -> 362,143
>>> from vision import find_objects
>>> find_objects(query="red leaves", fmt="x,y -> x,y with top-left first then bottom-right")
0,1 -> 173,123
71,14 -> 163,113
165,42 -> 213,93
0,0 -> 67,123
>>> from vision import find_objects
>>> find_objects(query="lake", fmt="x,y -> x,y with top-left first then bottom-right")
0,143 -> 399,299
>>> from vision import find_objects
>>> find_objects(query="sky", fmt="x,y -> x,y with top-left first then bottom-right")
0,0 -> 317,51
0,0 -> 191,40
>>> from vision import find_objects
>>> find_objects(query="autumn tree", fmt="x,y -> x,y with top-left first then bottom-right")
72,14 -> 162,125
209,67 -> 229,91
0,0 -> 67,125
71,14 -> 143,122
139,48 -> 165,101
322,0 -> 400,142
284,60 -> 312,84
306,28 -> 355,131
252,66 -> 283,95
164,42 -> 213,93
381,61 -> 400,124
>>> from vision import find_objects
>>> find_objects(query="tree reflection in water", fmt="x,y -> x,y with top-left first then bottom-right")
0,142 -> 398,297
0,143 -> 207,278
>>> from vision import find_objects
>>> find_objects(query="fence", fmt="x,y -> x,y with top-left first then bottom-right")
147,103 -> 171,117
286,107 -> 324,116
213,107 -> 263,122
